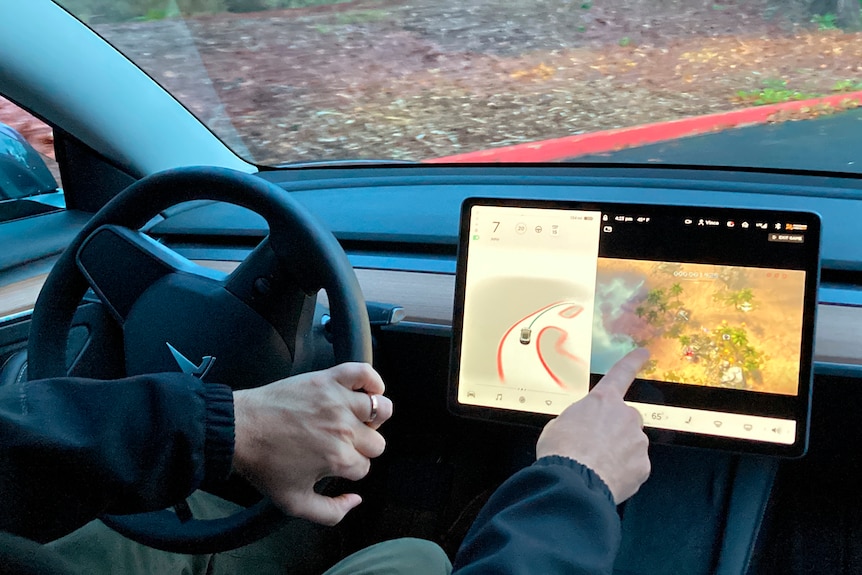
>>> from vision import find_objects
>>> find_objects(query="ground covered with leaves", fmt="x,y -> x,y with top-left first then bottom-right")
5,0 -> 862,165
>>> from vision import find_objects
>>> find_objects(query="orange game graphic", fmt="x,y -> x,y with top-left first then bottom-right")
590,259 -> 806,396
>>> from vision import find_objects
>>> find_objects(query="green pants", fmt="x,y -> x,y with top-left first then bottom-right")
46,491 -> 453,575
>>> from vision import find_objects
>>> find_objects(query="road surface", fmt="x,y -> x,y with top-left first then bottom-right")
575,108 -> 862,173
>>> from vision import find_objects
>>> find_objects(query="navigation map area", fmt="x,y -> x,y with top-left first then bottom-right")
457,205 -> 601,414
591,259 -> 806,396
497,300 -> 591,393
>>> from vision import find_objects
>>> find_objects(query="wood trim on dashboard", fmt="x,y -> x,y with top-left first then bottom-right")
0,273 -> 48,319
812,304 -> 862,366
2,263 -> 860,367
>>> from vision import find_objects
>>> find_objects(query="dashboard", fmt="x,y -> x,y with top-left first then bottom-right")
2,163 -> 862,572
3,164 -> 862,368
149,165 -> 862,373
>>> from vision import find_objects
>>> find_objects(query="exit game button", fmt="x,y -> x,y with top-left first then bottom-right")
768,233 -> 804,243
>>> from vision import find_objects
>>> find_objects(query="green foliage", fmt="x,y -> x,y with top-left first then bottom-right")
57,0 -> 348,22
227,0 -> 350,12
735,79 -> 819,106
640,359 -> 657,375
334,9 -> 390,25
716,288 -> 756,310
224,0 -> 354,12
833,79 -> 862,92
743,352 -> 764,374
309,7 -> 391,27
227,0 -> 355,12
224,0 -> 271,11
140,8 -> 173,20
811,12 -> 839,30
618,36 -> 632,47
713,323 -> 763,374
638,287 -> 677,326
646,288 -> 665,306
57,0 -> 227,22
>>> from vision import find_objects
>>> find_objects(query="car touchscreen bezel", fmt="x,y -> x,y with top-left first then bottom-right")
448,197 -> 820,458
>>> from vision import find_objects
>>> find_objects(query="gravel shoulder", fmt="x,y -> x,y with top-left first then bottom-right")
4,0 -> 862,166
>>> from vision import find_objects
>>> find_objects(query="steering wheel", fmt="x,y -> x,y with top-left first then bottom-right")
27,166 -> 372,554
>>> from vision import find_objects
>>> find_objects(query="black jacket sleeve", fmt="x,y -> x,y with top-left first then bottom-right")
0,373 -> 234,543
453,455 -> 622,575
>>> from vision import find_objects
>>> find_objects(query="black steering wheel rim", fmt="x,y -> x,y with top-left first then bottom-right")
27,166 -> 372,554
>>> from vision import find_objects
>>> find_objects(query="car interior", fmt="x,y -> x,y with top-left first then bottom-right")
4,1 -> 862,573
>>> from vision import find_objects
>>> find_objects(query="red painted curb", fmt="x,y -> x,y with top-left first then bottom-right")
424,90 -> 862,164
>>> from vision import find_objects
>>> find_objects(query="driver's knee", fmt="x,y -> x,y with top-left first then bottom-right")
44,518 -> 211,574
323,538 -> 452,575
0,531 -> 77,575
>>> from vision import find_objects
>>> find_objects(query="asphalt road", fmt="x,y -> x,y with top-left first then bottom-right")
575,108 -> 862,174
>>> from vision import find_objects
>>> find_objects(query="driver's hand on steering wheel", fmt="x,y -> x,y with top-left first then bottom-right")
231,362 -> 392,525
536,348 -> 651,505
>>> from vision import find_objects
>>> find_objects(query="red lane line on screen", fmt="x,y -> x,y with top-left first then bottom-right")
424,90 -> 862,164
558,304 -> 584,319
496,300 -> 566,382
536,325 -> 587,390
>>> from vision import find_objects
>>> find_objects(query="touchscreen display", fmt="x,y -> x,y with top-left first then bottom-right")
449,198 -> 820,457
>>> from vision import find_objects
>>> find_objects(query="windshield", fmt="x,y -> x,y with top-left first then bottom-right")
56,0 -> 862,172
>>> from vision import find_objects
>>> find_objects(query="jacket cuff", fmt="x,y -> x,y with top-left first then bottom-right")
202,383 -> 235,484
534,455 -> 616,506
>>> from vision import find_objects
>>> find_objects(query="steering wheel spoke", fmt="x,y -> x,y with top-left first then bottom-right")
76,224 -> 224,324
221,239 -> 321,373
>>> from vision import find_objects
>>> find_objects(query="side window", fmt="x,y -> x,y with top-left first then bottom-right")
0,95 -> 64,210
